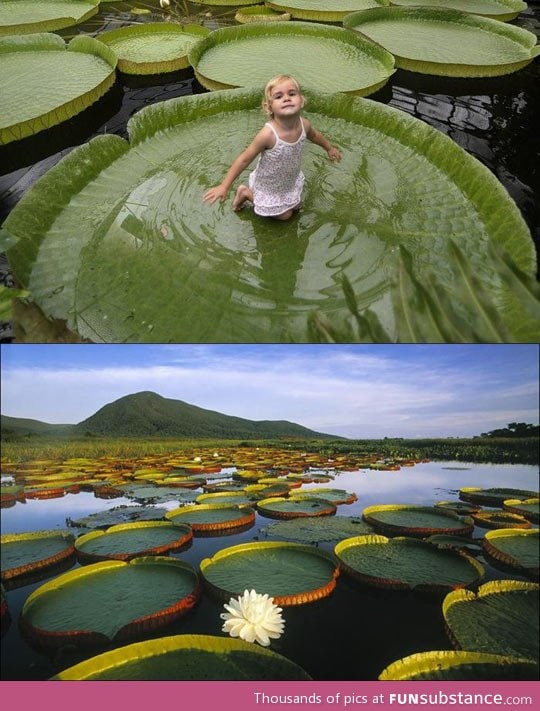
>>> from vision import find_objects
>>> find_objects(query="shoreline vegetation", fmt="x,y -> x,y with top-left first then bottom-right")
1,435 -> 537,466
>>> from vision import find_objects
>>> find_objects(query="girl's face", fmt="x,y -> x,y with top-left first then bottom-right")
268,79 -> 304,118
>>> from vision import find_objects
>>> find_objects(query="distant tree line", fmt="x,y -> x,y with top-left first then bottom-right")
477,422 -> 539,438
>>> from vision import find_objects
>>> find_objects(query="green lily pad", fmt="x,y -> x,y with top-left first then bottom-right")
196,491 -> 256,506
68,505 -> 168,529
471,510 -> 532,529
459,487 -> 539,506
427,535 -> 483,554
119,484 -> 199,504
362,504 -> 474,537
379,650 -> 539,681
266,0 -> 389,21
256,496 -> 337,519
3,88 -> 536,343
335,535 -> 484,591
1,530 -> 75,581
289,487 -> 357,505
200,541 -> 340,605
20,557 -> 201,647
435,500 -> 481,515
244,483 -> 292,499
165,504 -> 256,532
235,6 -> 291,23
75,521 -> 193,563
503,498 -> 539,524
188,21 -> 395,95
97,22 -> 209,75
443,580 -> 539,659
202,481 -> 247,493
52,633 -> 313,680
483,529 -> 539,580
0,0 -> 99,35
0,33 -> 117,145
265,515 -> 373,543
389,0 -> 527,22
343,6 -> 539,76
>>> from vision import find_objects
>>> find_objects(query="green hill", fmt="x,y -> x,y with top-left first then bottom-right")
2,391 -> 338,440
0,415 -> 73,437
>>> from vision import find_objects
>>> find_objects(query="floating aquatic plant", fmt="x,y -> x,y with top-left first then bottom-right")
335,535 -> 484,592
96,22 -> 209,75
2,89 -> 537,343
52,633 -> 312,680
482,528 -> 539,581
343,6 -> 540,76
0,33 -> 117,144
200,541 -> 340,605
266,0 -> 389,22
388,0 -> 527,22
0,0 -> 100,35
443,580 -> 539,660
379,650 -> 539,681
221,589 -> 285,646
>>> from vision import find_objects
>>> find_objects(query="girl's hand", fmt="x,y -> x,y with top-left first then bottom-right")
203,185 -> 229,204
327,146 -> 342,162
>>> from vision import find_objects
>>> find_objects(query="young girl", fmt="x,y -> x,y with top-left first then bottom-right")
203,75 -> 342,221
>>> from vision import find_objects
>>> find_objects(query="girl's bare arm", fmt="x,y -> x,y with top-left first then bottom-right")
305,120 -> 342,162
203,128 -> 272,203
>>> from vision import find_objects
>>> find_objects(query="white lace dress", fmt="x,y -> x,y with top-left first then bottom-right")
248,118 -> 306,216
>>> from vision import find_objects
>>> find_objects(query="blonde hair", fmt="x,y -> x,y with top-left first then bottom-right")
262,75 -> 304,117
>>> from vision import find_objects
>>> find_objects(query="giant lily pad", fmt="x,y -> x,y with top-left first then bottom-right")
459,487 -> 539,506
503,498 -> 539,524
68,505 -> 168,529
165,504 -> 256,532
343,6 -> 539,76
200,541 -> 340,605
362,504 -> 474,537
265,515 -> 373,543
265,516 -> 373,543
188,21 -> 395,95
235,6 -> 291,23
0,33 -> 117,144
289,487 -> 357,505
266,0 -> 389,21
482,529 -> 539,580
443,580 -> 539,659
97,22 -> 209,75
388,0 -> 527,22
1,530 -> 75,581
3,88 -> 537,343
256,496 -> 337,519
471,510 -> 532,529
52,633 -> 312,680
196,491 -> 256,506
379,650 -> 539,681
20,557 -> 201,647
0,0 -> 99,35
75,521 -> 193,563
335,535 -> 484,592
118,484 -> 199,504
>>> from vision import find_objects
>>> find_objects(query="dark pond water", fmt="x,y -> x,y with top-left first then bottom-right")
0,2 -> 539,341
1,460 -> 538,680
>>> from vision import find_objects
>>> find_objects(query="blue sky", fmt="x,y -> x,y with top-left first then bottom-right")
1,344 -> 538,438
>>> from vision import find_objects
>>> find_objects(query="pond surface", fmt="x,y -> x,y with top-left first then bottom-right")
0,2 -> 538,341
1,459 -> 538,680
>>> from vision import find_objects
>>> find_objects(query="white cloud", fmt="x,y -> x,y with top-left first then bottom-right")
1,346 -> 537,438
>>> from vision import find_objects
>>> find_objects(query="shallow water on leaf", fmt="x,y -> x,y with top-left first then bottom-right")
0,4 -> 538,342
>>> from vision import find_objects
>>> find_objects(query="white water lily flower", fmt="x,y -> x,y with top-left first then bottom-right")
159,0 -> 170,8
221,589 -> 285,647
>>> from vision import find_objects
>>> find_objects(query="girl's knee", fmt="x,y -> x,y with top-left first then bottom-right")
274,209 -> 293,221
